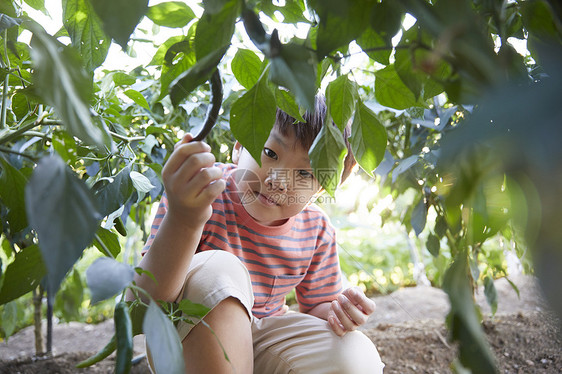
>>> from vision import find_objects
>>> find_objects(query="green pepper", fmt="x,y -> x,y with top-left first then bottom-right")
75,334 -> 116,368
114,217 -> 127,236
115,301 -> 134,374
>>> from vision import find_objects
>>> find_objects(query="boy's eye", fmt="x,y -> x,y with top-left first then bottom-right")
263,148 -> 278,160
297,170 -> 313,178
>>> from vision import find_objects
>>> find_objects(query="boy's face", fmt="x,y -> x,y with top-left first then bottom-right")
232,128 -> 322,226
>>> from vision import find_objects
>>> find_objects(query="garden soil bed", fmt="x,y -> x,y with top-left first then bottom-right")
1,275 -> 560,373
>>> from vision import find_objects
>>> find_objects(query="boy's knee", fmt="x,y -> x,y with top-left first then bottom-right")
333,331 -> 384,374
181,250 -> 254,313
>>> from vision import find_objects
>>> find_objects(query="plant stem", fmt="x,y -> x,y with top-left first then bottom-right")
1,74 -> 8,129
0,145 -> 39,161
0,112 -> 48,146
46,289 -> 53,355
32,286 -> 45,356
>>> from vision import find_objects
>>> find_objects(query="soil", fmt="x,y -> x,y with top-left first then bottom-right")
1,274 -> 560,373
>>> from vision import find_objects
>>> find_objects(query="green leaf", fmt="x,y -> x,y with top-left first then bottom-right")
86,257 -> 135,304
1,301 -> 18,338
230,75 -> 277,165
202,0 -> 230,14
27,21 -> 112,149
349,101 -> 387,177
375,64 -> 424,110
112,72 -> 136,86
435,214 -> 448,238
269,42 -> 317,112
130,170 -> 156,194
0,14 -> 22,33
327,75 -> 357,131
146,1 -> 196,28
392,155 -> 418,183
309,122 -> 348,197
143,301 -> 186,374
484,275 -> 498,316
23,0 -> 46,12
231,48 -> 263,89
426,234 -> 440,257
54,269 -> 84,321
275,88 -> 305,122
313,0 -> 372,58
395,26 -> 445,101
93,166 -> 134,217
158,37 -> 197,101
194,0 -> 239,60
442,251 -> 497,373
370,1 -> 403,43
62,0 -> 110,71
356,27 -> 391,65
0,245 -> 46,305
0,157 -> 28,233
411,198 -> 427,236
25,155 -> 100,298
89,0 -> 148,49
178,299 -> 211,318
169,45 -> 229,106
93,227 -> 121,258
124,89 -> 150,110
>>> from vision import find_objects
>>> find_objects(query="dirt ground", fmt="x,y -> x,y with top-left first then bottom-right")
0,274 -> 560,373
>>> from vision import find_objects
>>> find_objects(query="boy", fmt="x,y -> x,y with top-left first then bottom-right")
135,96 -> 385,373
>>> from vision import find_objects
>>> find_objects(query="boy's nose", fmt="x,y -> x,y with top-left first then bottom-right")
265,170 -> 288,192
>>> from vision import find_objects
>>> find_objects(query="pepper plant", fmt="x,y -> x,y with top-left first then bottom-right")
0,0 -> 561,373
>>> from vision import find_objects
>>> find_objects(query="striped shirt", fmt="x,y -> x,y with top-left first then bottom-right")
143,163 -> 343,318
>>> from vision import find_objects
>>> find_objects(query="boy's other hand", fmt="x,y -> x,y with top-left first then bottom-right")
162,133 -> 226,228
328,287 -> 376,337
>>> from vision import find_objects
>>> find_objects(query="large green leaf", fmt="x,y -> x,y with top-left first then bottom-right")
356,27 -> 391,65
146,1 -> 195,28
1,301 -> 17,339
0,244 -> 46,305
395,26 -> 445,101
230,74 -> 277,165
411,197 -> 427,236
158,36 -> 197,101
312,0 -> 372,58
92,166 -> 134,217
0,157 -> 28,233
231,48 -> 264,89
274,88 -> 305,122
194,0 -> 239,60
0,14 -> 21,33
370,0 -> 403,43
54,269 -> 84,322
349,101 -> 387,177
25,155 -> 100,298
309,122 -> 348,197
143,301 -> 186,374
269,42 -> 316,112
169,45 -> 229,106
326,75 -> 358,131
93,227 -> 121,258
89,0 -> 148,49
443,251 -> 497,373
374,64 -> 424,110
62,0 -> 110,71
27,21 -> 112,149
86,257 -> 135,304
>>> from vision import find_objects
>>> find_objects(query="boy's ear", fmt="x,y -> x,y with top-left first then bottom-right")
232,141 -> 243,164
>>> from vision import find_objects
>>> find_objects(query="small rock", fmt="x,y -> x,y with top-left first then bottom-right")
525,359 -> 534,366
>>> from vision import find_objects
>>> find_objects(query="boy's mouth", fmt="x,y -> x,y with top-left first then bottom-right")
254,191 -> 279,206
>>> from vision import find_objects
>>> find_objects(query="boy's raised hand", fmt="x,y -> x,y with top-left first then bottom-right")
328,287 -> 376,337
162,133 -> 226,228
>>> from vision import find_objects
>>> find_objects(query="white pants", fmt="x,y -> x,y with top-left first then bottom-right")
159,250 -> 385,373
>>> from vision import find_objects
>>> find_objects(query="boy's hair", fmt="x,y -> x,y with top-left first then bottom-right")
274,94 -> 357,184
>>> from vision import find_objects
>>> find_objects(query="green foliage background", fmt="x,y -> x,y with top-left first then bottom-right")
0,0 -> 561,372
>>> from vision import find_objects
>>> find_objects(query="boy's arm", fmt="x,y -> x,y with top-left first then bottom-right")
128,134 -> 225,303
307,287 -> 376,337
